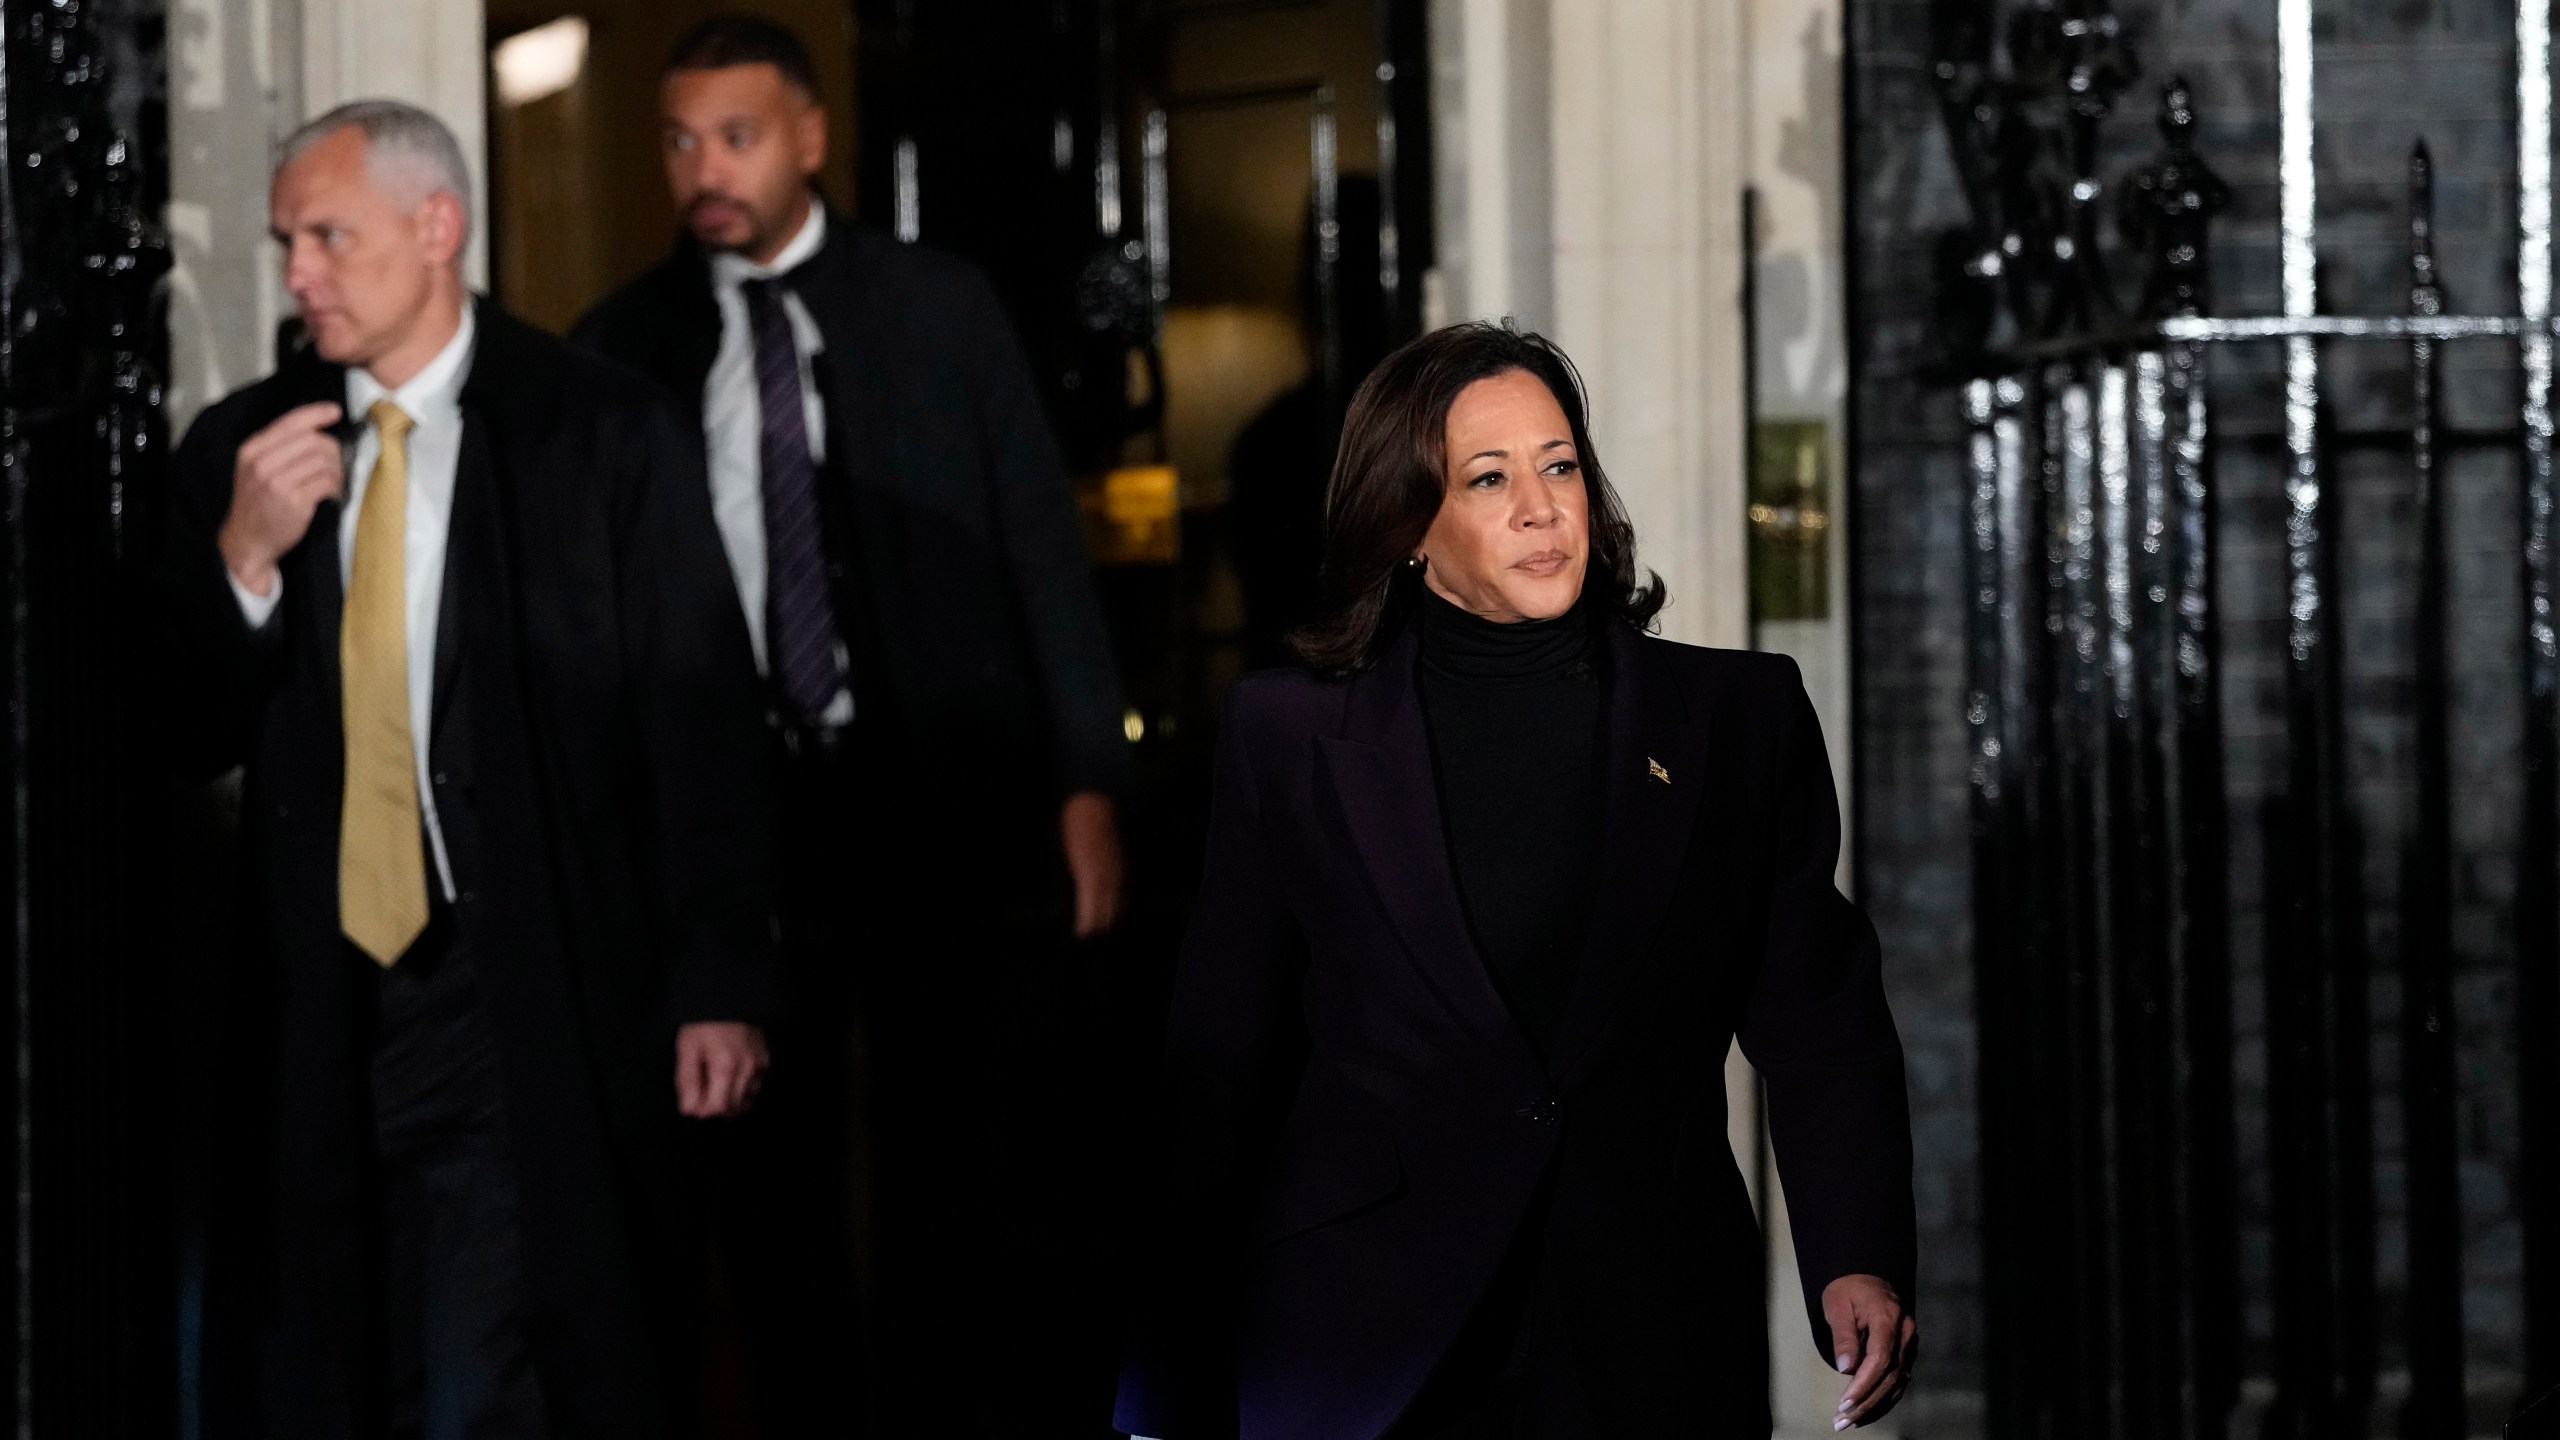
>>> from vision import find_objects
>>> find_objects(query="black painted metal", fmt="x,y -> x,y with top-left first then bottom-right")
1966,367 -> 2061,1439
2400,139 -> 2468,1440
2523,66 -> 2560,1399
0,0 -> 172,1433
1959,371 -> 2011,1428
2129,77 -> 2240,1435
1928,0 -> 2138,351
2162,328 -> 2239,1440
1944,14 -> 2242,1422
2261,105 -> 2380,1436
1376,0 -> 1432,346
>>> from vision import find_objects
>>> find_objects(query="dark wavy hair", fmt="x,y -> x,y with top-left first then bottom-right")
1287,322 -> 1665,675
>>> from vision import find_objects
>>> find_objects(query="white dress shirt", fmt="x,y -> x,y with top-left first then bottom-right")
704,203 -> 854,724
231,307 -> 476,901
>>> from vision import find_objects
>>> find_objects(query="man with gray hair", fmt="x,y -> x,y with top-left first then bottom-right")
160,99 -> 777,1437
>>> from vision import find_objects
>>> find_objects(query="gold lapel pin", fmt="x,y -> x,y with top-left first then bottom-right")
1648,757 -> 1671,785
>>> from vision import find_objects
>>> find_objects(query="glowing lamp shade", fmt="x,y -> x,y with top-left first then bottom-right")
495,17 -> 589,108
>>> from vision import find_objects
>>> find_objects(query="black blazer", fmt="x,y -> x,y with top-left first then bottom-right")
570,214 -> 1129,804
159,302 -> 777,1439
1116,621 -> 1915,1440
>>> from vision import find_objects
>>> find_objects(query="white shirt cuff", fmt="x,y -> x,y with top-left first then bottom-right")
228,569 -> 282,630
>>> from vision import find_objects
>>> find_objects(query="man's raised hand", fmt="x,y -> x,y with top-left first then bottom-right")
219,401 -> 346,598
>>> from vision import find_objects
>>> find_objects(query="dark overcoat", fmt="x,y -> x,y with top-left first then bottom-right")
1115,622 -> 1916,1440
160,301 -> 779,1439
568,214 -> 1128,813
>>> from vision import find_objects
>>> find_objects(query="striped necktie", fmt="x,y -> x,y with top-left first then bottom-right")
741,276 -> 848,724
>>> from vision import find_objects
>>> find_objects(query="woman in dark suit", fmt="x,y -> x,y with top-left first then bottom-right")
1116,323 -> 1917,1440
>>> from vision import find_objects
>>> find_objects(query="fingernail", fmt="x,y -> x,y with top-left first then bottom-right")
1837,1355 -> 1854,1375
1833,1419 -> 1851,1433
1838,1397 -> 1853,1415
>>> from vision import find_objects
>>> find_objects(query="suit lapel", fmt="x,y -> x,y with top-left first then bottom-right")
299,499 -> 346,706
789,216 -> 891,488
787,223 -> 924,673
638,241 -> 722,422
1550,625 -> 1715,1082
1315,629 -> 1541,1073
440,303 -> 560,758
429,417 -> 495,753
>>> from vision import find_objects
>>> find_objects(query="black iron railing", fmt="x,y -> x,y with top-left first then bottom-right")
1938,1 -> 2558,1436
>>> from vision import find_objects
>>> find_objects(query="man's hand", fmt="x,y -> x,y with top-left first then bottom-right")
219,401 -> 346,597
1061,789 -> 1125,939
674,1021 -> 770,1119
1822,1273 -> 1916,1430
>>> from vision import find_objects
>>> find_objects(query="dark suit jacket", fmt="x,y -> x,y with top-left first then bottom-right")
1115,621 -> 1915,1440
569,214 -> 1129,810
160,301 -> 777,1439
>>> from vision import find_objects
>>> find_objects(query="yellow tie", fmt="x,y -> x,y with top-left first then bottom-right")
340,399 -> 428,966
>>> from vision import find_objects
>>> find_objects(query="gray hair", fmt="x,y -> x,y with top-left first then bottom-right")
279,100 -> 474,241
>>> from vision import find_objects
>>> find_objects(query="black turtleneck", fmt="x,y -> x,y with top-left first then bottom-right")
1414,588 -> 1606,1064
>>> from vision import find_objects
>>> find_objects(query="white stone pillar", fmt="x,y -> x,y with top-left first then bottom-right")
1430,0 -> 1555,332
1545,0 -> 1751,651
1745,0 -> 1852,820
167,0 -> 303,430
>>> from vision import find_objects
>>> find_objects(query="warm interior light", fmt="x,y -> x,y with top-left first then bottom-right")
495,17 -> 588,108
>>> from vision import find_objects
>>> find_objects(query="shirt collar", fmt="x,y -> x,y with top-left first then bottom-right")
710,199 -> 828,290
349,304 -> 477,430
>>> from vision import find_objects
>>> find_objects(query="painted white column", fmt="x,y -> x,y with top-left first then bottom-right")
1546,0 -> 1750,650
1745,0 -> 1852,771
1428,0 -> 1553,331
167,0 -> 303,430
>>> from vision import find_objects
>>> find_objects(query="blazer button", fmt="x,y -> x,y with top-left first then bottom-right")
459,889 -> 478,907
1516,1098 -> 1560,1125
432,772 -> 449,788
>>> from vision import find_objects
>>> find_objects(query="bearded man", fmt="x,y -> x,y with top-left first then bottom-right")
572,16 -> 1132,1434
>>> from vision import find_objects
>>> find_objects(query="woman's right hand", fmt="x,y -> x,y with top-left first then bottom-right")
1822,1273 -> 1917,1430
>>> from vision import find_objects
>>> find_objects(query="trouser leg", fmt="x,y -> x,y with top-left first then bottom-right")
373,932 -> 548,1440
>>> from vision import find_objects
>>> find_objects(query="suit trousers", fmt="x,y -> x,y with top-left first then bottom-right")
370,925 -> 548,1440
